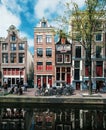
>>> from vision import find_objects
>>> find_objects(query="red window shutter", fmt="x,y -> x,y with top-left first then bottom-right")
48,77 -> 52,86
3,69 -> 6,75
67,74 -> 71,84
85,66 -> 89,76
96,66 -> 102,76
16,69 -> 19,75
50,65 -> 52,70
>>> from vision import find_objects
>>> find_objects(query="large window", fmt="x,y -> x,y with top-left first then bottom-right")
37,35 -> 43,43
10,43 -> 16,51
96,46 -> 102,58
19,53 -> 24,63
19,43 -> 25,50
37,48 -> 43,57
74,61 -> 80,80
96,61 -> 103,77
56,68 -> 60,80
10,53 -> 16,63
37,62 -> 43,71
75,46 -> 81,58
2,53 -> 8,63
46,62 -> 52,71
46,35 -> 52,43
56,54 -> 63,63
2,43 -> 8,51
74,69 -> 80,80
46,48 -> 52,57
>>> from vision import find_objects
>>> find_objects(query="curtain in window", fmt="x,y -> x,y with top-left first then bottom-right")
85,66 -> 89,76
96,66 -> 102,76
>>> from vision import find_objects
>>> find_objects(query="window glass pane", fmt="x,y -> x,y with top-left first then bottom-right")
46,35 -> 52,43
41,22 -> 47,27
96,46 -> 102,58
74,61 -> 80,68
10,43 -> 16,51
64,54 -> 70,63
75,46 -> 81,58
19,43 -> 25,50
37,48 -> 43,57
46,48 -> 52,57
56,54 -> 63,63
74,69 -> 80,80
19,53 -> 24,63
2,43 -> 8,51
2,53 -> 8,63
96,33 -> 102,41
37,35 -> 43,43
11,35 -> 16,41
11,53 -> 16,63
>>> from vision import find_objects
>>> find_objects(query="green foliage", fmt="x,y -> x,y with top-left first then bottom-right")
54,0 -> 106,95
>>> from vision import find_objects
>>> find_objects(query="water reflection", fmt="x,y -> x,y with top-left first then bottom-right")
0,107 -> 106,130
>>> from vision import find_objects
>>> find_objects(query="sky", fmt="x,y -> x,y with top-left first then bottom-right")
0,0 -> 85,54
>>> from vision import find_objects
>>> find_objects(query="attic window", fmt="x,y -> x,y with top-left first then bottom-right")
11,35 -> 16,41
41,22 -> 47,27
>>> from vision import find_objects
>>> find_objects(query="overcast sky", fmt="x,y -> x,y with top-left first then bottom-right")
0,0 -> 85,54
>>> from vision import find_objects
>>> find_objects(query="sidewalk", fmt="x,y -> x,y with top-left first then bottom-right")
22,88 -> 106,98
1,88 -> 106,98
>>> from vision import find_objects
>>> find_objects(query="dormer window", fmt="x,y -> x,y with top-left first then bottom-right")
10,31 -> 16,41
11,35 -> 16,41
41,21 -> 47,27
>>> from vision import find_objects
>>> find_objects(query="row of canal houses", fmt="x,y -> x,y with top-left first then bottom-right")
34,17 -> 106,90
0,17 -> 106,90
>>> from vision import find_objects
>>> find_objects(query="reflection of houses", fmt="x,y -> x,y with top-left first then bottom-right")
72,18 -> 106,90
55,35 -> 72,84
34,111 -> 55,130
34,17 -> 55,87
0,108 -> 25,130
0,25 -> 30,86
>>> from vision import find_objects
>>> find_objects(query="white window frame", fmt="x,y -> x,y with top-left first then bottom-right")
46,35 -> 52,43
95,33 -> 103,42
56,54 -> 63,63
64,54 -> 71,63
37,35 -> 43,43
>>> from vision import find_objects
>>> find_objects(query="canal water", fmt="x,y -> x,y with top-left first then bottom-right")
0,106 -> 106,130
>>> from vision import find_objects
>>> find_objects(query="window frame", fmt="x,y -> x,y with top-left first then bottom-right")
75,46 -> 81,58
95,33 -> 103,42
56,54 -> 63,63
46,48 -> 52,57
36,35 -> 43,43
37,62 -> 43,71
46,35 -> 52,43
46,62 -> 52,71
10,43 -> 16,51
37,48 -> 43,57
64,54 -> 71,63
